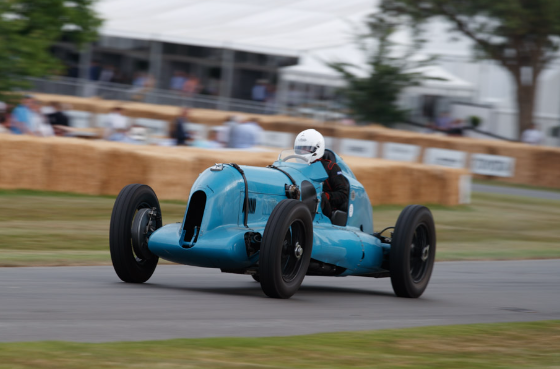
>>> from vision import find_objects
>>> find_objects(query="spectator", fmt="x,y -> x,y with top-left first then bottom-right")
30,100 -> 54,137
131,73 -> 155,102
46,102 -> 70,127
244,117 -> 264,146
0,102 -> 11,134
10,95 -> 35,134
170,71 -> 187,91
228,119 -> 256,149
192,128 -> 223,149
104,107 -> 129,141
132,72 -> 147,88
99,65 -> 115,83
521,123 -> 544,145
265,84 -> 277,113
251,80 -> 268,102
171,108 -> 192,146
435,111 -> 453,130
182,74 -> 200,97
446,119 -> 465,137
46,102 -> 70,136
89,61 -> 101,81
217,115 -> 240,146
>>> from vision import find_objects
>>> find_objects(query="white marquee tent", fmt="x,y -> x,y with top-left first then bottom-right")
95,0 -> 376,56
93,0 -> 560,141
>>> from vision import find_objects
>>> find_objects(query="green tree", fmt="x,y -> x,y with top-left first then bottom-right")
0,0 -> 101,103
329,14 -> 436,126
378,0 -> 560,137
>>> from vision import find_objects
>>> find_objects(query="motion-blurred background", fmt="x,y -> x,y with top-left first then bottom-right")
2,0 -> 560,203
1,1 -> 560,366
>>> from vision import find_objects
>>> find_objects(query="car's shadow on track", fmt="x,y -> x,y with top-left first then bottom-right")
138,282 -> 265,298
298,284 -> 395,297
125,280 -> 395,299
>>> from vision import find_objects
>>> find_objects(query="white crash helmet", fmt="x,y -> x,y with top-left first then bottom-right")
294,129 -> 325,163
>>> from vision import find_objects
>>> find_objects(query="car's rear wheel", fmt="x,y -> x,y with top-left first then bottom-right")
390,205 -> 436,298
259,200 -> 313,299
110,184 -> 162,283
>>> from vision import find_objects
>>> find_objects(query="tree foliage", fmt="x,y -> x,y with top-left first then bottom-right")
377,0 -> 560,136
329,15 -> 437,125
0,0 -> 102,103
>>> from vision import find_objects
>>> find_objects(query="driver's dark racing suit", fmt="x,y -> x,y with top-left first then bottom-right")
319,159 -> 349,218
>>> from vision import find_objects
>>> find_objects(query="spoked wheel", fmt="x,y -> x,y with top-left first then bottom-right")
390,205 -> 436,298
110,184 -> 162,283
260,200 -> 313,299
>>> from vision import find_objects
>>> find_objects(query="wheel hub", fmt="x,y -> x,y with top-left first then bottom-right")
131,208 -> 158,260
421,245 -> 430,262
294,242 -> 303,259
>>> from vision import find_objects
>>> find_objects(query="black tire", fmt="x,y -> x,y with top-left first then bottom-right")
110,184 -> 162,283
260,199 -> 313,299
390,205 -> 436,298
251,275 -> 260,282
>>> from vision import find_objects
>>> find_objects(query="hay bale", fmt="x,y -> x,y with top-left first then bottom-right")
0,135 -> 50,190
98,143 -> 150,196
530,147 -> 560,188
43,137 -> 106,195
141,152 -> 197,201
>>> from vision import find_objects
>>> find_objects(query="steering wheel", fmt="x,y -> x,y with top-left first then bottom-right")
281,155 -> 308,163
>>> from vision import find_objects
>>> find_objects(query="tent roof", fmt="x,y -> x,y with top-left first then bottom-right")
280,46 -> 475,95
95,0 -> 376,56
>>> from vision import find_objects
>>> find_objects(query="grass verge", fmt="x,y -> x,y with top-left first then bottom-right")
0,321 -> 559,368
473,178 -> 560,193
1,190 -> 560,266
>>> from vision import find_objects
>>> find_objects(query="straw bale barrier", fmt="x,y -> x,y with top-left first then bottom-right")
339,125 -> 560,188
0,134 -> 467,205
30,93 -> 560,189
0,134 -> 51,190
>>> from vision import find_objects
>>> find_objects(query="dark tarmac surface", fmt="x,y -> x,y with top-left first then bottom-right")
1,260 -> 559,342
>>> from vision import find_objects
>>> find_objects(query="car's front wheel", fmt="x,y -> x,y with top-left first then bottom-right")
259,199 -> 313,299
110,184 -> 162,283
390,205 -> 436,298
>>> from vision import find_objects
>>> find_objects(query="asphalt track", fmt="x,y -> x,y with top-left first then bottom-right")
1,260 -> 559,342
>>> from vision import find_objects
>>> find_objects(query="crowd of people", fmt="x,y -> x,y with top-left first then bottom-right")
427,111 -> 467,137
0,95 -> 265,149
2,94 -> 546,148
0,95 -> 71,137
427,111 -> 545,145
169,110 -> 264,149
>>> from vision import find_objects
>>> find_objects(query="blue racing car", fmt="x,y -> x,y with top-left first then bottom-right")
109,130 -> 436,299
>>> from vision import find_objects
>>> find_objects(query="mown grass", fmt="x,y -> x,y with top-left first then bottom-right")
0,321 -> 559,368
1,189 -> 559,266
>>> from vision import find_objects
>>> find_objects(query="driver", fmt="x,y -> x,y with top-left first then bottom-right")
294,129 -> 349,218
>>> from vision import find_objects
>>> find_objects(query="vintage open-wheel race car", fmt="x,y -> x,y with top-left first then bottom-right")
109,148 -> 436,299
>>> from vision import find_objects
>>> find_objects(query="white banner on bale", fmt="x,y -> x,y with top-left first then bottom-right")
339,139 -> 378,158
471,154 -> 516,177
424,148 -> 467,169
262,131 -> 294,148
382,142 -> 421,162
